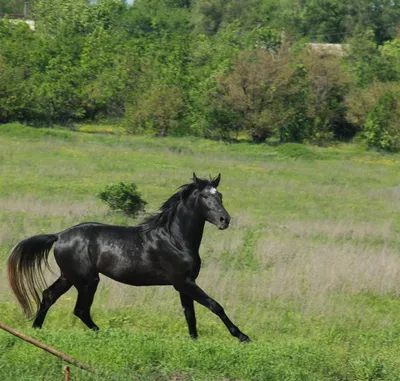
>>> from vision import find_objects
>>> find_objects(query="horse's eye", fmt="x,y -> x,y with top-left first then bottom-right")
201,193 -> 209,199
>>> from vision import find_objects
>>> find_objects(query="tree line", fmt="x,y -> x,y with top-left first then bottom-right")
1,0 -> 400,150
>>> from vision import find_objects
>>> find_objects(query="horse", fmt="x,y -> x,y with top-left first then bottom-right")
7,173 -> 251,343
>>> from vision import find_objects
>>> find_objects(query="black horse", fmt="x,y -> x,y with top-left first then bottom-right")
7,173 -> 250,342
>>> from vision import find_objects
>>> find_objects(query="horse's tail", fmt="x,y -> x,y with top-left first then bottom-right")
7,234 -> 59,319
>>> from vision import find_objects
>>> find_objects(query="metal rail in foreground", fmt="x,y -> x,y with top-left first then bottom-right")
0,322 -> 97,376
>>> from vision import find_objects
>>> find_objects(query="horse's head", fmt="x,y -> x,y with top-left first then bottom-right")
193,173 -> 231,230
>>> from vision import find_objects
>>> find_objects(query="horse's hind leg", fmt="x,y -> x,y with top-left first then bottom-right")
32,276 -> 72,329
73,275 -> 100,331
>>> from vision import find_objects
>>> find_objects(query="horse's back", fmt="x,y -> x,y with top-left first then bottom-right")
53,222 -> 142,278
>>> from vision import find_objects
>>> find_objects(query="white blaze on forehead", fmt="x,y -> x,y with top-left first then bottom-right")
209,187 -> 217,194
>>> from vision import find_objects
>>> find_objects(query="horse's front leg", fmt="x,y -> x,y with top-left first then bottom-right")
174,278 -> 251,343
179,292 -> 197,339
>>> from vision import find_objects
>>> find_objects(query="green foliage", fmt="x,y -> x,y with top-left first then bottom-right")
207,43 -> 354,144
380,38 -> 400,82
190,0 -> 224,35
299,48 -> 355,143
346,82 -> 400,151
206,46 -> 309,143
344,29 -> 384,87
0,0 -> 29,14
363,90 -> 400,151
125,85 -> 186,137
300,0 -> 400,44
0,20 -> 36,123
300,0 -> 349,43
0,0 -> 400,148
98,182 -> 147,217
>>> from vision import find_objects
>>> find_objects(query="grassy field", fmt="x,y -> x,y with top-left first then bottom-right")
1,123 -> 400,380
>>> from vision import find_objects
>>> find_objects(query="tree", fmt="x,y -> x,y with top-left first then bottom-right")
343,28 -> 382,87
300,48 -> 355,141
379,38 -> 400,82
125,84 -> 186,136
299,0 -> 400,44
208,46 -> 310,142
300,0 -> 349,43
0,0 -> 26,14
190,0 -> 224,35
0,20 -> 36,122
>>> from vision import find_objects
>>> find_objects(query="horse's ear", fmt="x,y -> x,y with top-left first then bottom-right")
192,172 -> 200,184
211,173 -> 221,188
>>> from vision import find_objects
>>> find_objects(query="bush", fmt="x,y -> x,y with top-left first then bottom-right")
363,91 -> 400,151
346,82 -> 400,151
98,182 -> 147,217
124,85 -> 186,137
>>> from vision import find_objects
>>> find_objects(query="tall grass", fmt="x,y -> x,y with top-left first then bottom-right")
1,124 -> 400,380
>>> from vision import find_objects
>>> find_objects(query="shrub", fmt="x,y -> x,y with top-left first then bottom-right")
98,182 -> 147,217
346,82 -> 400,151
363,91 -> 400,151
124,85 -> 186,137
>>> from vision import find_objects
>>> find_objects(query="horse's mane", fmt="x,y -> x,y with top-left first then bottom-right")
139,176 -> 212,232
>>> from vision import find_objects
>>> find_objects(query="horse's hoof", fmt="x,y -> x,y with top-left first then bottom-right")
239,335 -> 251,343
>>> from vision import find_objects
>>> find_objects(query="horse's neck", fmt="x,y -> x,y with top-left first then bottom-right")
171,203 -> 205,253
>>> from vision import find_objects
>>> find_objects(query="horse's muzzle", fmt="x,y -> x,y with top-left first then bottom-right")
217,215 -> 230,230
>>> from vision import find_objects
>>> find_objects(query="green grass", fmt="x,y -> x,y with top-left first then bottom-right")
2,123 -> 400,380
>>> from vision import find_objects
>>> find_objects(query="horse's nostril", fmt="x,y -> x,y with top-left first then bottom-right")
220,217 -> 225,223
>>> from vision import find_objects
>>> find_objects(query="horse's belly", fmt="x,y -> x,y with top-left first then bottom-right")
101,268 -> 171,286
97,254 -> 171,286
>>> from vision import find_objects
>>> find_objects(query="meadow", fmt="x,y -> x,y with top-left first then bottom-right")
1,123 -> 400,380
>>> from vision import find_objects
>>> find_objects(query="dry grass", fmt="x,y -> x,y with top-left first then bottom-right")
0,196 -> 107,217
256,239 -> 400,298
